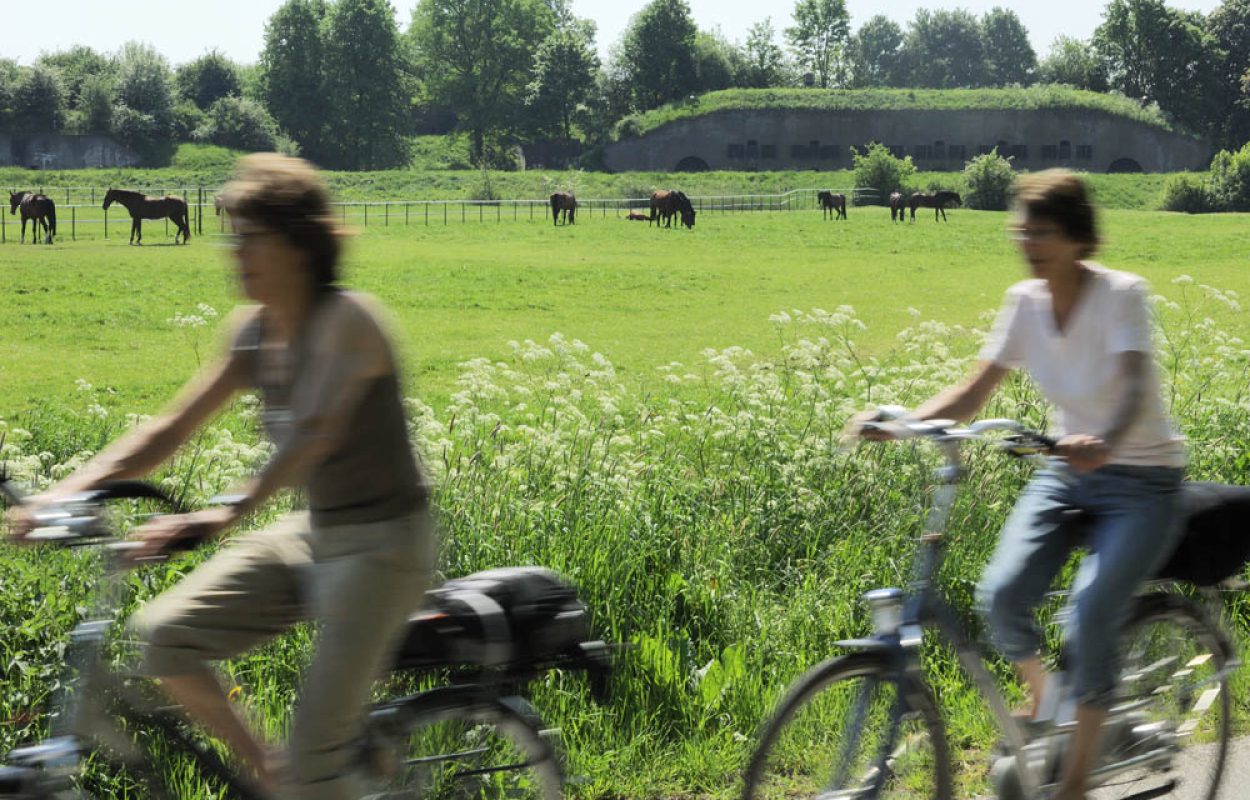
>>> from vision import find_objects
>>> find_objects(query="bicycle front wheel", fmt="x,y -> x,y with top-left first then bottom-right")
362,691 -> 563,800
1091,593 -> 1232,800
743,651 -> 952,800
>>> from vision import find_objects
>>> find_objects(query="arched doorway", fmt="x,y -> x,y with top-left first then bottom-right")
674,156 -> 710,173
1107,157 -> 1143,173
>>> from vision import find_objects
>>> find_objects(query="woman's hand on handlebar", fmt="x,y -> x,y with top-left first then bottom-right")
1053,433 -> 1111,473
5,494 -> 58,544
842,408 -> 903,444
127,507 -> 235,561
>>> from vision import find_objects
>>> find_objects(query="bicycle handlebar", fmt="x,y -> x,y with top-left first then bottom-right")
1,477 -> 191,548
861,409 -> 1057,456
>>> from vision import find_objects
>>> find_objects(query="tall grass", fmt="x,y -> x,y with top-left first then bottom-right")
2,282 -> 1249,796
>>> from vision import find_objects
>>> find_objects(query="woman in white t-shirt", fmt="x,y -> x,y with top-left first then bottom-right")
857,170 -> 1184,800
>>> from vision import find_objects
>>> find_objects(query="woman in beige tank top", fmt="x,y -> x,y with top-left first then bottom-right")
8,154 -> 434,799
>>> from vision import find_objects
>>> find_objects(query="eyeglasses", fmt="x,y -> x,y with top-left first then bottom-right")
1008,228 -> 1061,244
228,230 -> 281,247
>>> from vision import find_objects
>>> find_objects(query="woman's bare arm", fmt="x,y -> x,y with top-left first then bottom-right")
912,360 -> 1010,422
49,357 -> 244,496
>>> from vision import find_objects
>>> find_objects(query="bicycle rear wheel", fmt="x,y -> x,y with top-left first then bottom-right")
1090,593 -> 1231,800
362,691 -> 563,800
742,651 -> 952,800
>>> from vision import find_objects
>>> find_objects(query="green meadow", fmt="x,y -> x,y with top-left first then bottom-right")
3,206 -> 1250,798
2,207 -> 1247,415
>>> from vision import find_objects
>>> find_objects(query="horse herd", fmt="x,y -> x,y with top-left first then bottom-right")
550,190 -> 697,229
8,186 -> 960,245
820,189 -> 964,223
7,188 -> 192,245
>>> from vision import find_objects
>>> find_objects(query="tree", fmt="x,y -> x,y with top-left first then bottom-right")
1037,36 -> 1109,91
1206,0 -> 1250,146
848,15 -> 905,87
614,0 -> 699,110
902,9 -> 988,88
1093,0 -> 1217,133
259,0 -> 328,160
319,0 -> 412,169
525,24 -> 600,140
175,50 -> 241,110
0,60 -> 16,129
693,29 -> 747,93
741,19 -> 790,88
36,46 -> 112,111
981,7 -> 1036,86
410,0 -> 558,163
785,0 -> 850,88
10,65 -> 67,132
112,41 -> 175,145
80,73 -> 115,132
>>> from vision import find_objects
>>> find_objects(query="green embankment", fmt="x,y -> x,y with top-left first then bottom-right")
0,142 -> 1189,212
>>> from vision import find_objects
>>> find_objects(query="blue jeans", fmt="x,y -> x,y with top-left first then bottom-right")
976,462 -> 1184,708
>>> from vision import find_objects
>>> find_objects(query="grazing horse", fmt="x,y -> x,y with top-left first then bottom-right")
9,191 -> 57,244
889,192 -> 906,222
650,190 -> 696,229
817,190 -> 847,220
550,192 -> 577,225
103,188 -> 191,245
909,190 -> 962,223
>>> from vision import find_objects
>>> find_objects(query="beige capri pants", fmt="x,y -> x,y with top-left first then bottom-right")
129,509 -> 435,800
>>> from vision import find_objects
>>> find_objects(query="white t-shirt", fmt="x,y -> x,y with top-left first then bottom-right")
979,265 -> 1185,467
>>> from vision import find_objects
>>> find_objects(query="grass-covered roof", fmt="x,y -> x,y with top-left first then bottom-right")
612,86 -> 1176,141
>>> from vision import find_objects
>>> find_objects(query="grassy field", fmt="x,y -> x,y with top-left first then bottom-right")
1,206 -> 1247,415
3,208 -> 1250,797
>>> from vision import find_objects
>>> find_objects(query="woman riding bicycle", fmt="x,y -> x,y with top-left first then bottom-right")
855,169 -> 1185,800
7,153 -> 435,799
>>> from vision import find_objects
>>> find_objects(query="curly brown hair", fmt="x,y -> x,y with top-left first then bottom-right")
222,153 -> 345,293
1012,169 -> 1101,258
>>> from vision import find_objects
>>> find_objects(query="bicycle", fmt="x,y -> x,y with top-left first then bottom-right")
0,477 -> 612,800
742,412 -> 1241,800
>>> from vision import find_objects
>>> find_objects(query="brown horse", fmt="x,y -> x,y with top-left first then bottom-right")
817,190 -> 847,220
550,192 -> 577,225
908,190 -> 962,223
213,194 -> 225,216
889,192 -> 906,222
650,190 -> 696,229
626,211 -> 649,221
9,191 -> 56,244
103,188 -> 191,244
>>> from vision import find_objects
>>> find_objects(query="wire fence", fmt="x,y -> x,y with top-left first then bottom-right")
1,187 -> 880,243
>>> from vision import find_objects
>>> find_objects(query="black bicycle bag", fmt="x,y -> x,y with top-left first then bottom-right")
1156,481 -> 1250,586
393,566 -> 592,669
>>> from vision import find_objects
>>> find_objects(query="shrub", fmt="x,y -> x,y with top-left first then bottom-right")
1158,174 -> 1215,214
962,149 -> 1016,210
851,142 -> 915,205
193,96 -> 280,152
1207,143 -> 1250,212
172,100 -> 207,141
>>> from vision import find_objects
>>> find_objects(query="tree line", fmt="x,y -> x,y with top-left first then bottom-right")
1,0 -> 1248,170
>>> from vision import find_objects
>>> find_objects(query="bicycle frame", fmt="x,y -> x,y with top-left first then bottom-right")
829,419 -> 1232,800
2,542 -> 266,799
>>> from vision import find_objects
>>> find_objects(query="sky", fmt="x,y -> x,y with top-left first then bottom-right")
0,0 -> 1226,68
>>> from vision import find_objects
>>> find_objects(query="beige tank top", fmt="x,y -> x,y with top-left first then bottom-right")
230,292 -> 429,526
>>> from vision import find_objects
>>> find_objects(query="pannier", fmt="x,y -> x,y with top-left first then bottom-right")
1156,482 -> 1250,586
394,567 -> 592,670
